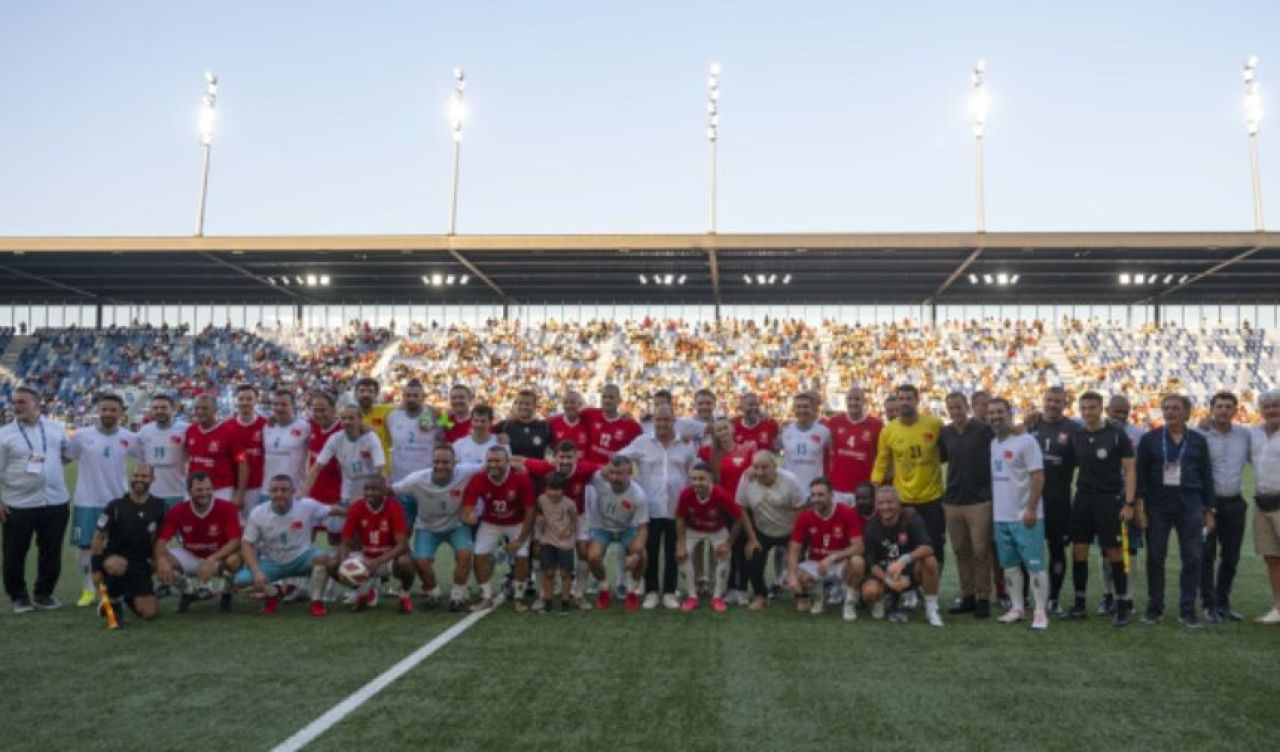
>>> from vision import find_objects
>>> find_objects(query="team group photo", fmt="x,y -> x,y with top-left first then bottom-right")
3,2 -> 1279,750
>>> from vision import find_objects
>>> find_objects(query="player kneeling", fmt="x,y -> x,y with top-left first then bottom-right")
236,475 -> 340,617
862,486 -> 944,627
154,473 -> 243,613
90,464 -> 167,624
585,457 -> 649,611
332,475 -> 414,613
786,478 -> 866,621
675,463 -> 743,613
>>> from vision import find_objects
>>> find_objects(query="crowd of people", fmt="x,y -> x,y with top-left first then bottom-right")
2,369 -> 1279,632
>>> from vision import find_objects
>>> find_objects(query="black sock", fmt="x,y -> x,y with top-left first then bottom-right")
1110,560 -> 1128,604
1072,560 -> 1089,607
1049,544 -> 1067,600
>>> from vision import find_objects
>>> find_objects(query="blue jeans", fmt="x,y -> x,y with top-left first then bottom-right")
1145,495 -> 1204,616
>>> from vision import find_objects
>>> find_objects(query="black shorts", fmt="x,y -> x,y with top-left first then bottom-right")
106,557 -> 155,600
1042,492 -> 1072,547
539,545 -> 574,572
1070,493 -> 1123,548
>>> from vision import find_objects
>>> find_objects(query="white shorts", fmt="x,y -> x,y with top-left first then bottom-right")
799,559 -> 847,582
171,547 -> 208,575
475,521 -> 531,557
344,554 -> 392,579
832,491 -> 856,507
683,528 -> 729,555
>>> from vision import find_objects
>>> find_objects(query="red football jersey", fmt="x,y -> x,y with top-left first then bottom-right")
581,408 -> 644,466
159,499 -> 242,557
791,504 -> 864,561
521,458 -> 601,513
675,485 -> 742,534
463,470 -> 535,526
342,496 -> 407,558
697,444 -> 755,498
548,414 -> 592,454
227,414 -> 268,490
823,415 -> 884,493
308,420 -> 344,504
185,421 -> 240,489
732,417 -> 780,454
443,416 -> 472,444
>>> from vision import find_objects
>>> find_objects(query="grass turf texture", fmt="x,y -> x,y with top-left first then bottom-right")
1,470 -> 1277,750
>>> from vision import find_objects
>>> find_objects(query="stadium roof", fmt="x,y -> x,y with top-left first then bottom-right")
0,231 -> 1277,306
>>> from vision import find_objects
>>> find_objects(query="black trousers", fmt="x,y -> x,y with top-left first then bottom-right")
644,518 -> 678,594
1201,495 -> 1246,610
2,504 -> 70,601
737,527 -> 792,596
913,499 -> 947,574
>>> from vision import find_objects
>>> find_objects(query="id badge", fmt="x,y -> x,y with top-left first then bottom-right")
1162,462 -> 1181,487
25,453 -> 46,476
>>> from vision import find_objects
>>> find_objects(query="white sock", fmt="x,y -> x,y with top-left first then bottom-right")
680,559 -> 697,598
628,572 -> 644,594
573,560 -> 590,597
514,580 -> 527,599
451,584 -> 468,602
924,594 -> 939,613
1030,570 -> 1049,614
309,567 -> 328,601
480,582 -> 493,600
1004,567 -> 1025,611
78,550 -> 93,592
713,558 -> 730,599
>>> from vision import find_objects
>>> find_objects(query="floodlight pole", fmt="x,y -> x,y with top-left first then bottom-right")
195,72 -> 218,237
970,61 -> 988,234
707,63 -> 721,234
1244,56 -> 1265,231
448,68 -> 465,235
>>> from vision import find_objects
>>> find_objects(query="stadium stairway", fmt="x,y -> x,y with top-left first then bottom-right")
0,335 -> 33,381
1041,329 -> 1076,393
371,338 -> 402,380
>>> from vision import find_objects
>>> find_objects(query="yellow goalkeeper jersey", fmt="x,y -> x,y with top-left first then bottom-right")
871,414 -> 945,504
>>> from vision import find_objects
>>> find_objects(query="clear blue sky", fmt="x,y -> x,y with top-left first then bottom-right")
1,1 -> 1277,235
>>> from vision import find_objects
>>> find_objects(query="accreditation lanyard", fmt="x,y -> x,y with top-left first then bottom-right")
17,420 -> 48,476
1161,429 -> 1185,487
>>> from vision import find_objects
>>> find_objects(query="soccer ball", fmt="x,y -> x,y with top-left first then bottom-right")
338,557 -> 370,586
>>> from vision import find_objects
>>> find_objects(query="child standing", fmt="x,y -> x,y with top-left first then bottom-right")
534,473 -> 579,613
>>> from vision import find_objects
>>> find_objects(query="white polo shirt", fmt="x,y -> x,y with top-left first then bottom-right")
0,417 -> 70,509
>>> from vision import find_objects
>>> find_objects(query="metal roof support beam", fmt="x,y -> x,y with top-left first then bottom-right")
1144,243 -> 1265,303
0,262 -> 120,302
925,245 -> 984,304
197,252 -> 302,300
705,247 -> 722,320
445,246 -> 513,305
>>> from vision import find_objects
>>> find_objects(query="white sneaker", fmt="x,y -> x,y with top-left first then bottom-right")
1031,610 -> 1049,630
926,608 -> 944,628
871,600 -> 886,620
842,598 -> 858,622
998,608 -> 1026,624
1256,607 -> 1280,625
661,593 -> 681,610
642,592 -> 660,610
810,598 -> 824,616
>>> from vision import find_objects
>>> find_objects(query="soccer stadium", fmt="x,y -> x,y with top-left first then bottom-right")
3,5 -> 1280,752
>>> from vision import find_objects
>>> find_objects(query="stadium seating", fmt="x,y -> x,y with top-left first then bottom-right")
0,320 -> 1273,427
